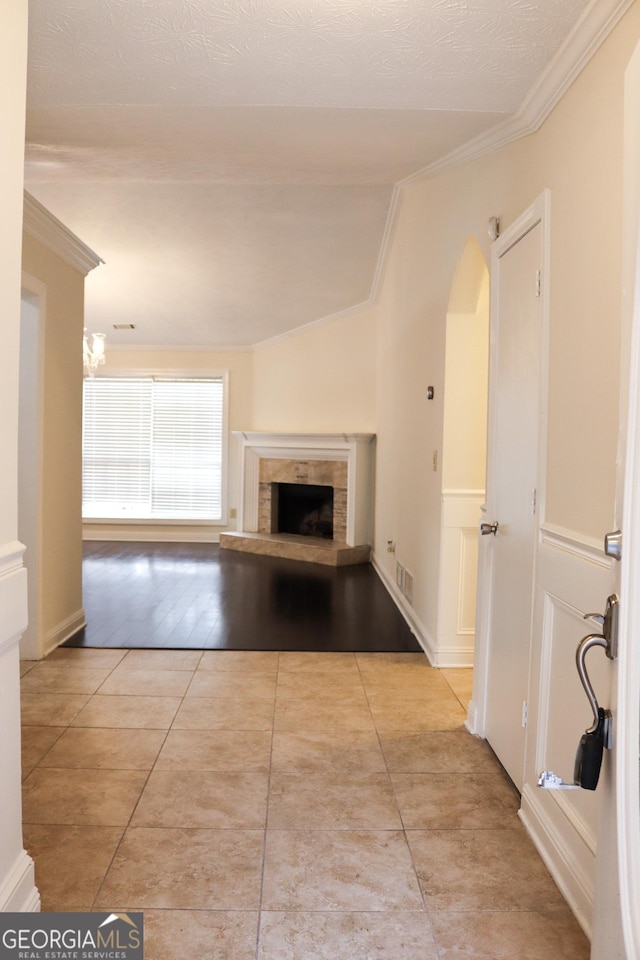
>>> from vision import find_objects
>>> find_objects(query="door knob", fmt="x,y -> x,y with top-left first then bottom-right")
604,529 -> 622,561
480,521 -> 499,536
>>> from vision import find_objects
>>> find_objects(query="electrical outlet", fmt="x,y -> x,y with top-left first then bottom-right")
229,508 -> 237,519
432,450 -> 438,472
386,540 -> 396,554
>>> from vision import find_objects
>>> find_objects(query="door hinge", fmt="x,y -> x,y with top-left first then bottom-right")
535,269 -> 541,298
532,488 -> 537,515
522,701 -> 528,728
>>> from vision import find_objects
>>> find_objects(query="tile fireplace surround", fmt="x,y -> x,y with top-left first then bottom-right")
220,433 -> 375,566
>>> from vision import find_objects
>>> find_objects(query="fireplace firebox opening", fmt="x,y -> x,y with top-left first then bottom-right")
275,483 -> 334,540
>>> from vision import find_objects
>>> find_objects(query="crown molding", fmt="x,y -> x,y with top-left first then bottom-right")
23,191 -> 103,276
401,0 -> 635,185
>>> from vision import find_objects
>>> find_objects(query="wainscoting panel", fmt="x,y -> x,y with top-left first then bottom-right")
520,524 -> 615,937
436,491 -> 484,667
0,540 -> 38,912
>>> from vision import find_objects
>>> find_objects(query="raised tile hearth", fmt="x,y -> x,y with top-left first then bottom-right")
220,531 -> 371,566
221,433 -> 375,566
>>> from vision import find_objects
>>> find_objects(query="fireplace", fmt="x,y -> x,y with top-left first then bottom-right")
257,455 -> 348,542
221,432 -> 375,566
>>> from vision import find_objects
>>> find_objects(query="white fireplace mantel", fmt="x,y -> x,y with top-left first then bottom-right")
233,432 -> 376,546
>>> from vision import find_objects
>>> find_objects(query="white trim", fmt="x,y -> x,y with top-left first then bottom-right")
615,38 -> 640,958
438,491 -> 484,661
441,488 -> 485,502
465,698 -> 480,735
520,784 -> 594,939
401,0 -> 634,183
534,590 -> 598,855
42,608 -> 87,658
20,273 -> 46,660
369,183 -> 403,303
539,522 -> 611,568
235,432 -> 375,547
0,540 -> 26,577
372,553 -> 435,664
0,629 -> 23,659
0,549 -> 28,654
374,551 -> 473,667
23,192 -> 102,276
0,849 -> 39,913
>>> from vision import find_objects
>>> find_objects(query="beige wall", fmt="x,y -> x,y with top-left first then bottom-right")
22,234 -> 88,654
89,315 -> 377,541
442,274 -> 489,491
371,3 -> 640,643
251,307 -> 377,433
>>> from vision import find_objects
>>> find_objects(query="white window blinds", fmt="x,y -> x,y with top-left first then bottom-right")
82,377 -> 224,520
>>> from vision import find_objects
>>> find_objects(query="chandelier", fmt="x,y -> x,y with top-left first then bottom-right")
83,329 -> 106,377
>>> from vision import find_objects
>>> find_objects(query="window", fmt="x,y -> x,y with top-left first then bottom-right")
82,376 -> 225,521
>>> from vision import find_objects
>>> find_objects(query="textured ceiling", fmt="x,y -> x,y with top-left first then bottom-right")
25,0 -> 593,347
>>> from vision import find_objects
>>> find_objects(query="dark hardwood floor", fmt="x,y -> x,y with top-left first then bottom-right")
68,541 -> 422,653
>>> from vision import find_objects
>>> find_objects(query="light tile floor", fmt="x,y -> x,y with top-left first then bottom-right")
20,649 -> 590,960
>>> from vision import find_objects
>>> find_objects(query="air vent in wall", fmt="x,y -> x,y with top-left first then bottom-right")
113,323 -> 136,329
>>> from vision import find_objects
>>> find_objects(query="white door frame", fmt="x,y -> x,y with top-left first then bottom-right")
468,190 -> 550,740
615,243 -> 640,959
19,272 -> 46,661
610,37 -> 640,958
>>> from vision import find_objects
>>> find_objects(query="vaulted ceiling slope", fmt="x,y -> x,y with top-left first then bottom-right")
23,0 -> 624,347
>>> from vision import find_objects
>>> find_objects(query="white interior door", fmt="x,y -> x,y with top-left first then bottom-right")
484,211 -> 545,791
590,38 -> 640,960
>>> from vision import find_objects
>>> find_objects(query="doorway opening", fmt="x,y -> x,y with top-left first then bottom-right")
438,236 -> 489,676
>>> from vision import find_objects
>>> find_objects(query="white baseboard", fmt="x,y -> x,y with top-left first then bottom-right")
0,849 -> 39,912
431,644 -> 475,668
372,553 -> 436,663
465,698 -> 480,735
520,783 -> 594,939
43,608 -> 86,657
372,553 -> 474,666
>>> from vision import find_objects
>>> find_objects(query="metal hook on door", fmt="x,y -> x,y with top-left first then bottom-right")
538,594 -> 618,792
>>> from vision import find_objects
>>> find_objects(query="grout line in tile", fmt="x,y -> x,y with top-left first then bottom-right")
255,650 -> 280,960
89,722 -> 175,911
356,653 -> 462,958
